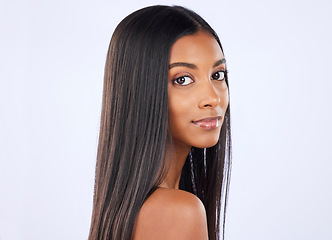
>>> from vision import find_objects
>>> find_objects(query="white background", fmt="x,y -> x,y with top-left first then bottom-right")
1,0 -> 331,239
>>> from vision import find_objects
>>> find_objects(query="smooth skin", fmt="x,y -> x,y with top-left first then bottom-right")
133,31 -> 229,240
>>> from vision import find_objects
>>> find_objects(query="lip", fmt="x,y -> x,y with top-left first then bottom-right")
192,116 -> 222,130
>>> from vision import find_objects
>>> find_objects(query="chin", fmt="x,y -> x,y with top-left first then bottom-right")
192,137 -> 220,149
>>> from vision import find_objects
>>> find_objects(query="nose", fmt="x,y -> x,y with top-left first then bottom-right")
198,81 -> 220,109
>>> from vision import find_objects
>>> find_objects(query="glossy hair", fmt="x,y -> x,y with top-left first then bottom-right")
89,5 -> 232,240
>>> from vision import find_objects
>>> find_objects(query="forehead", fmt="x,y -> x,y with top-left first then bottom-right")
169,31 -> 224,64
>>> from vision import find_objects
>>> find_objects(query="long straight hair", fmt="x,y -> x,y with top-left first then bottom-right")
89,5 -> 232,240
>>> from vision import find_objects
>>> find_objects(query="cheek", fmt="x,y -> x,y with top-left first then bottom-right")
168,89 -> 197,134
218,83 -> 229,109
168,89 -> 195,118
223,89 -> 229,109
169,99 -> 187,126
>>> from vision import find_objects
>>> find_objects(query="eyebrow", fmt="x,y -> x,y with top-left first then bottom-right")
169,58 -> 226,70
213,58 -> 226,67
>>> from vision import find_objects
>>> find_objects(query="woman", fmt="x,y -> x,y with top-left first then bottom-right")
89,5 -> 232,240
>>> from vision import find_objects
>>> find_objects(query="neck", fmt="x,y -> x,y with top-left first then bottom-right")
159,140 -> 192,189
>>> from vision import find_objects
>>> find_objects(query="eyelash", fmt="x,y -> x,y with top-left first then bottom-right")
173,70 -> 227,86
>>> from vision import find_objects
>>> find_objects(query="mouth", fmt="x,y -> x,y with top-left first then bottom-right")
192,116 -> 222,130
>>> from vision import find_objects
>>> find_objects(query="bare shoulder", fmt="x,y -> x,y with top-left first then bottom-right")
133,188 -> 208,240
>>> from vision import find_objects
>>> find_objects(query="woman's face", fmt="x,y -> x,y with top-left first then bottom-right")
168,30 -> 229,149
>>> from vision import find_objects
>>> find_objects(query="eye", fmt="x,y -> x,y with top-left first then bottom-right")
173,76 -> 193,86
211,71 -> 226,81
